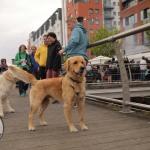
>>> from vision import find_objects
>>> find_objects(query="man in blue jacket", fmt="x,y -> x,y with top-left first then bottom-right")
59,17 -> 89,63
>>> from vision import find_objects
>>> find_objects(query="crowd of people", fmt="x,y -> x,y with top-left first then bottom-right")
0,17 -> 89,107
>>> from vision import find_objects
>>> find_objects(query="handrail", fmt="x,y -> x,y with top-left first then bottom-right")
87,23 -> 150,48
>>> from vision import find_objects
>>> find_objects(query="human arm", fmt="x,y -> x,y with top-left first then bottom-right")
34,48 -> 40,64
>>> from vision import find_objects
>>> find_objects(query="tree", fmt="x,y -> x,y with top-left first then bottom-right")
90,27 -> 121,57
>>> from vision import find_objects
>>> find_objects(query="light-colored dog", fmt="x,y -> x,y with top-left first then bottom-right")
0,66 -> 36,117
9,56 -> 88,132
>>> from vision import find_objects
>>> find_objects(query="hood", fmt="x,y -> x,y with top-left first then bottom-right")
74,23 -> 87,33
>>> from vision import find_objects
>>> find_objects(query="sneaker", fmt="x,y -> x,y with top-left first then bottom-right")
52,100 -> 59,104
20,93 -> 26,97
73,103 -> 77,108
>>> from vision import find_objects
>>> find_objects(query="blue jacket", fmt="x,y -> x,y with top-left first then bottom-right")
30,53 -> 39,72
64,23 -> 89,61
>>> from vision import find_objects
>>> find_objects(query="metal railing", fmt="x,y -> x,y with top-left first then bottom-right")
87,22 -> 150,113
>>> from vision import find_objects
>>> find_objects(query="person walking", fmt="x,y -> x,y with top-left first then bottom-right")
34,35 -> 48,79
140,56 -> 147,81
58,17 -> 89,63
46,32 -> 62,104
29,46 -> 40,80
14,44 -> 31,96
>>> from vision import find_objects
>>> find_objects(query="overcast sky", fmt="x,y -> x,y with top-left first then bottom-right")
0,0 -> 61,63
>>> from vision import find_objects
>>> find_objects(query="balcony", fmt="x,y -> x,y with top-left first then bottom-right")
104,14 -> 115,20
104,4 -> 114,10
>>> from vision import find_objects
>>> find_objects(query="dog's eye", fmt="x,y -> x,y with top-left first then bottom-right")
81,61 -> 84,64
73,61 -> 77,64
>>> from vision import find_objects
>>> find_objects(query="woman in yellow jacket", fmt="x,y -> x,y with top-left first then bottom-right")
34,35 -> 48,79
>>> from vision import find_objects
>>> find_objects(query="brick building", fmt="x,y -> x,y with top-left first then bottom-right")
120,0 -> 150,55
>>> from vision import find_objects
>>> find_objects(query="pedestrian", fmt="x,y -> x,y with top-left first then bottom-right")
59,17 -> 89,107
46,32 -> 62,104
140,56 -> 147,81
14,44 -> 31,96
0,58 -> 8,73
29,46 -> 40,80
34,35 -> 48,79
46,32 -> 62,78
58,17 -> 89,63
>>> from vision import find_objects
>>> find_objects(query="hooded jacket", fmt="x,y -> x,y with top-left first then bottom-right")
64,23 -> 89,61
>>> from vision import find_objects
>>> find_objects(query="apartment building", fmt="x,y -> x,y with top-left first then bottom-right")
103,0 -> 120,29
61,0 -> 120,58
120,0 -> 150,55
28,8 -> 62,53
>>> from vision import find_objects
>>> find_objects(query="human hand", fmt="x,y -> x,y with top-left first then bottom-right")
58,49 -> 64,55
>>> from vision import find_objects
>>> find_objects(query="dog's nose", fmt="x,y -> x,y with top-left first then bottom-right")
80,67 -> 85,71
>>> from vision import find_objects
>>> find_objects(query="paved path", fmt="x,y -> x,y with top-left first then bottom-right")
1,88 -> 150,150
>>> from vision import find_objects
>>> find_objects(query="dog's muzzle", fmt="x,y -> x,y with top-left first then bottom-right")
74,67 -> 85,77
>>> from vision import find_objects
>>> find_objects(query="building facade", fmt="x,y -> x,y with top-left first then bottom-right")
120,0 -> 150,56
28,8 -> 62,53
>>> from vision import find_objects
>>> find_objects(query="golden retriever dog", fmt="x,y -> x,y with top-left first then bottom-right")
0,67 -> 35,117
9,56 -> 88,132
0,71 -> 16,117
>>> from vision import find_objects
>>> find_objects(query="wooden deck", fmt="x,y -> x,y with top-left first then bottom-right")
1,88 -> 150,150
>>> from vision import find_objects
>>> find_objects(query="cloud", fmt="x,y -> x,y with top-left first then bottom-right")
0,0 -> 61,63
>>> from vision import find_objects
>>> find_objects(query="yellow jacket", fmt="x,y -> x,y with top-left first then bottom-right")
34,44 -> 47,67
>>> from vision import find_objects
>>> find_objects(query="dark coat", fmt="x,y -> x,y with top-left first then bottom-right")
46,40 -> 62,71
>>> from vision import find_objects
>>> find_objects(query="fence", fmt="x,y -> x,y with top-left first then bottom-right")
87,22 -> 150,113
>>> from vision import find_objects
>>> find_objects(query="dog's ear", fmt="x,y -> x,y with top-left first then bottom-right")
64,59 -> 70,71
3,71 -> 15,81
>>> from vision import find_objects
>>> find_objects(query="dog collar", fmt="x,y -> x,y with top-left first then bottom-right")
69,77 -> 81,83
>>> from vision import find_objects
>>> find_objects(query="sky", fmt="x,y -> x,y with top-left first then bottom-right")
0,0 -> 61,63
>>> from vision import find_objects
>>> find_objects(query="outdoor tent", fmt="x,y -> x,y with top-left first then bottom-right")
89,55 -> 111,64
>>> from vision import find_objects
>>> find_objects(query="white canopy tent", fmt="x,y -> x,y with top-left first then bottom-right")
127,52 -> 150,62
89,55 -> 112,64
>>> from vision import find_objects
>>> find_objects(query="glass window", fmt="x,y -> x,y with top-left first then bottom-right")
95,18 -> 99,24
89,8 -> 94,14
113,2 -> 116,6
113,12 -> 116,16
95,9 -> 99,14
90,29 -> 94,34
84,0 -> 89,2
94,0 -> 99,3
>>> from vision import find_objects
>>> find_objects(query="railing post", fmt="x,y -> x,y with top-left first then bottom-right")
113,41 -> 133,113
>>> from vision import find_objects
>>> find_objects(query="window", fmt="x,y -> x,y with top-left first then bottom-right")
89,8 -> 94,14
84,0 -> 89,2
95,18 -> 99,24
114,21 -> 116,25
90,29 -> 94,34
95,9 -> 99,14
113,12 -> 116,16
113,2 -> 116,6
89,18 -> 94,24
125,14 -> 135,26
75,10 -> 77,15
140,8 -> 149,20
94,0 -> 99,3
118,12 -> 120,16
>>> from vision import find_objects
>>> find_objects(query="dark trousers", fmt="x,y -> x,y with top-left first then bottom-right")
39,66 -> 46,79
18,81 -> 28,95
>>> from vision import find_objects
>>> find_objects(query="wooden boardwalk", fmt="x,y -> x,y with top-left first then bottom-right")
1,88 -> 150,150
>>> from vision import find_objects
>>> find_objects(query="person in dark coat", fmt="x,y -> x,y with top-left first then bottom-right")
46,32 -> 62,78
46,32 -> 62,104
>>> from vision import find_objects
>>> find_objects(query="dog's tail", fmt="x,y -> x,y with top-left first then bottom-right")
8,65 -> 38,86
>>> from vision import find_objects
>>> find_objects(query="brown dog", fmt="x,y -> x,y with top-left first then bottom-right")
9,56 -> 88,132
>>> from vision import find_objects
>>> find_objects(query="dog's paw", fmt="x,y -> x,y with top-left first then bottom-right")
69,126 -> 78,133
0,113 -> 4,117
28,126 -> 36,131
9,109 -> 15,113
40,121 -> 47,126
80,124 -> 88,131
